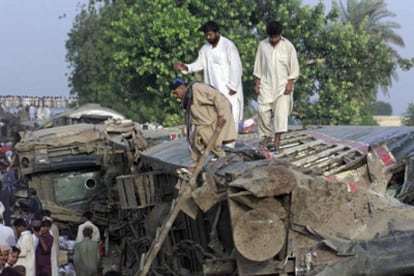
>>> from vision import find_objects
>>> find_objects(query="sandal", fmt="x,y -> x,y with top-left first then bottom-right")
259,136 -> 272,147
267,144 -> 280,153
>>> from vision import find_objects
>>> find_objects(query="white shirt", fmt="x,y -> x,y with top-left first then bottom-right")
75,221 -> 101,243
183,35 -> 244,126
37,106 -> 51,121
0,223 -> 16,246
28,105 -> 36,120
254,37 -> 300,104
15,230 -> 35,276
49,224 -> 60,276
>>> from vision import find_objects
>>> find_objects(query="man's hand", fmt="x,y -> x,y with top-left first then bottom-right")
33,229 -> 40,237
255,78 -> 261,95
174,62 -> 188,71
217,116 -> 226,127
284,80 -> 294,95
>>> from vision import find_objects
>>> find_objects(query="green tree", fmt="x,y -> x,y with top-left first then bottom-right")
65,0 -> 412,126
334,0 -> 404,48
294,17 -> 395,125
402,102 -> 414,126
372,100 -> 392,115
66,0 -> 259,125
333,0 -> 407,96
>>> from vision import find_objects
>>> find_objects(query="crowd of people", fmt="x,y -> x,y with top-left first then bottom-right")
0,96 -> 78,127
0,96 -> 77,111
0,195 -> 107,276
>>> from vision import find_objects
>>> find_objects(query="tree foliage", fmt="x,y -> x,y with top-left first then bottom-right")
332,0 -> 413,97
65,0 -> 413,126
334,0 -> 404,48
372,100 -> 392,115
402,102 -> 414,126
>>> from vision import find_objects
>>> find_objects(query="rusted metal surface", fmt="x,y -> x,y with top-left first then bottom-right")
233,208 -> 285,262
229,161 -> 296,197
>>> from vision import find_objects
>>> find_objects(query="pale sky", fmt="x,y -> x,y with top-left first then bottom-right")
0,0 -> 412,115
0,1 -> 85,97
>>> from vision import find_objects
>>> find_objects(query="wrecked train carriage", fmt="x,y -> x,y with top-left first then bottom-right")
14,121 -> 148,231
127,125 -> 414,275
36,103 -> 126,129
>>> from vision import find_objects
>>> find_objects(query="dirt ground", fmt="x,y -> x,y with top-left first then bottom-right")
101,250 -> 122,274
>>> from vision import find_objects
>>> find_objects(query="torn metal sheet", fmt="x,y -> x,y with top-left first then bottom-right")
229,160 -> 296,197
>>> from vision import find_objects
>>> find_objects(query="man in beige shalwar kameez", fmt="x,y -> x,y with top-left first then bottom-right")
254,21 -> 299,151
171,78 -> 236,173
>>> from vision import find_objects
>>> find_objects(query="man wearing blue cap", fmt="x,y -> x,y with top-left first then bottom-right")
171,78 -> 236,174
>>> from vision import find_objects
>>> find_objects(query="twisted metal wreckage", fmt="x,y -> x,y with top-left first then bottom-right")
11,105 -> 414,275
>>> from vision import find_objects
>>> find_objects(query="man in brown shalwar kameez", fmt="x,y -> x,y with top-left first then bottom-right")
171,78 -> 236,174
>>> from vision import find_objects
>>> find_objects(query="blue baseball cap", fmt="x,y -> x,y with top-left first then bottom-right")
170,78 -> 185,90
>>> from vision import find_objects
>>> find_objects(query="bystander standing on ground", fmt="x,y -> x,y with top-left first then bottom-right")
27,188 -> 42,221
34,220 -> 53,275
36,103 -> 51,122
74,227 -> 101,276
0,212 -> 15,247
170,78 -> 236,174
15,201 -> 30,229
0,245 -> 11,273
42,209 -> 59,276
13,218 -> 35,276
0,172 -> 17,226
75,211 -> 101,243
253,20 -> 300,152
174,21 -> 244,137
5,246 -> 20,268
28,104 -> 36,121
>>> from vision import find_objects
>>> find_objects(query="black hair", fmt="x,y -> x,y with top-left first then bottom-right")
13,266 -> 26,275
41,219 -> 52,228
0,267 -> 21,276
29,187 -> 37,196
200,20 -> 219,33
11,246 -> 20,254
266,21 -> 283,36
83,227 -> 93,238
82,211 -> 93,220
13,218 -> 27,228
42,209 -> 51,217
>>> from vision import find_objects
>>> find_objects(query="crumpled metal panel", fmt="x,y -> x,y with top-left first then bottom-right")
229,160 -> 296,197
142,139 -> 193,168
307,125 -> 414,160
16,123 -> 104,149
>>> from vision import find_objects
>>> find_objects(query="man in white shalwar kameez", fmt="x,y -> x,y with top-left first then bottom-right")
174,21 -> 244,136
254,21 -> 299,152
75,211 -> 101,243
13,218 -> 35,276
